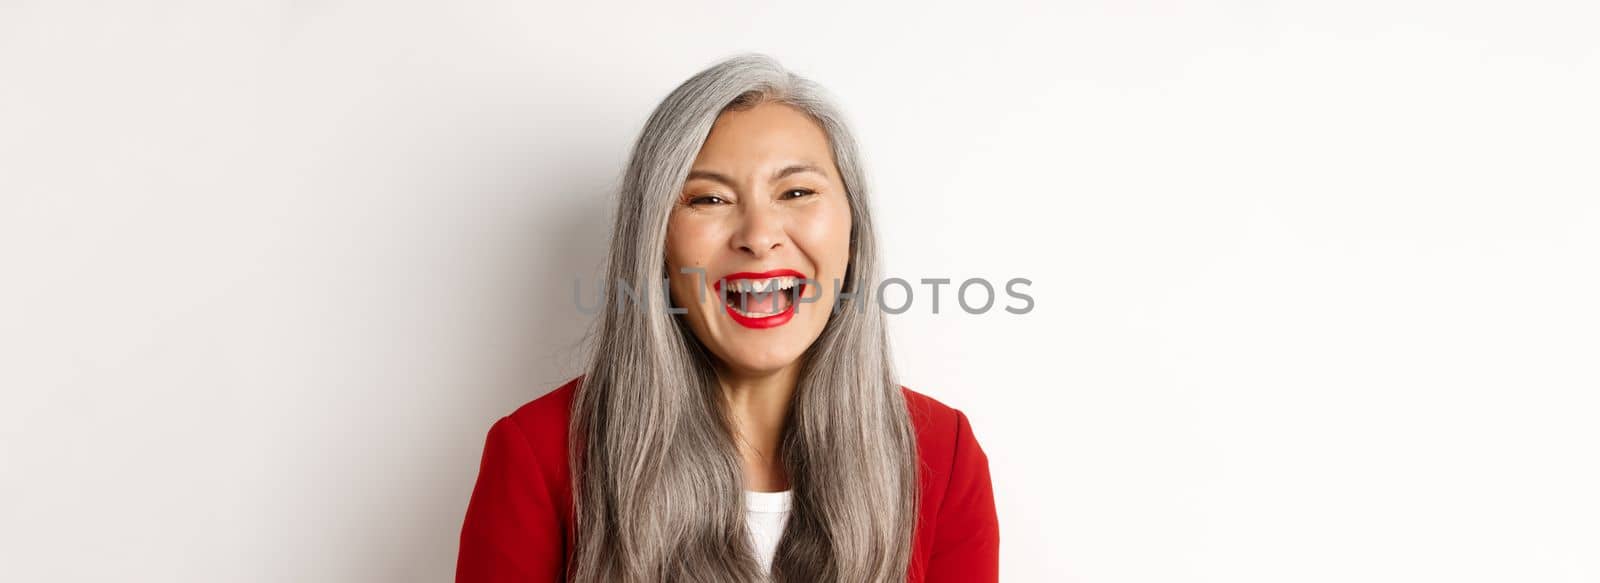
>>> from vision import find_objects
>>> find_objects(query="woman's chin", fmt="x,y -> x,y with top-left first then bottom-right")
716,350 -> 806,378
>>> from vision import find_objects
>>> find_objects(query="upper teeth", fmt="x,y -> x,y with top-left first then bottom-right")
728,276 -> 800,293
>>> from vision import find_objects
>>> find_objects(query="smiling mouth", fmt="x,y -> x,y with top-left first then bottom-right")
715,270 -> 807,329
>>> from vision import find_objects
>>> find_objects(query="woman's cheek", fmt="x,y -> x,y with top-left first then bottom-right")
799,201 -> 853,268
794,199 -> 847,240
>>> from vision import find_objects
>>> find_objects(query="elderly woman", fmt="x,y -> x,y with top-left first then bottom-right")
456,53 -> 998,583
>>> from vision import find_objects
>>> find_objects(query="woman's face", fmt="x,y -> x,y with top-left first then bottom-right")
665,101 -> 854,379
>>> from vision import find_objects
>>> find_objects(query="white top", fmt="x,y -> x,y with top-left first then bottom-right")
744,489 -> 793,576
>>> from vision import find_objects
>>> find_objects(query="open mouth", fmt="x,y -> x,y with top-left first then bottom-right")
714,269 -> 807,329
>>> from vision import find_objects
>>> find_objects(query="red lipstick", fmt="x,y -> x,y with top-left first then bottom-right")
713,268 -> 807,329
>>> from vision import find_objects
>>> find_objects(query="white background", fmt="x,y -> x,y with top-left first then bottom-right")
3,1 -> 1597,581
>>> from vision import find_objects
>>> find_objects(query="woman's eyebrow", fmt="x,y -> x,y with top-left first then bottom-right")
771,163 -> 826,181
686,163 -> 826,186
685,169 -> 736,186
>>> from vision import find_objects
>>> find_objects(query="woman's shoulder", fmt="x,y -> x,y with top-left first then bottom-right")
899,384 -> 967,437
900,385 -> 999,578
492,375 -> 582,467
899,385 -> 987,468
506,375 -> 581,426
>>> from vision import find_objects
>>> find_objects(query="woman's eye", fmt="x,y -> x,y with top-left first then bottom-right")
688,195 -> 728,206
782,188 -> 816,199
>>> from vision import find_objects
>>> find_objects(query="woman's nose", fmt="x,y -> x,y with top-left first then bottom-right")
730,202 -> 784,258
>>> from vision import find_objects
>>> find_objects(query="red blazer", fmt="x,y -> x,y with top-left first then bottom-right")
457,376 -> 999,582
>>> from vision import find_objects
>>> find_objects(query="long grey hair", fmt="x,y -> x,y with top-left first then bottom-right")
568,53 -> 919,582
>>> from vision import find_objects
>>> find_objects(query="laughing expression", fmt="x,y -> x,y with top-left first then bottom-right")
664,101 -> 854,377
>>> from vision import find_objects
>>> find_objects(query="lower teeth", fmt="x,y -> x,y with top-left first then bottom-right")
725,288 -> 795,318
726,286 -> 800,318
731,306 -> 781,317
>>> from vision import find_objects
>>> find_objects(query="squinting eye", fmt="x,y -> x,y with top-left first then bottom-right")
688,195 -> 728,206
783,188 -> 816,199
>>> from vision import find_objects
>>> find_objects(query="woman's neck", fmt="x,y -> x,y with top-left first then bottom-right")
717,361 -> 801,492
